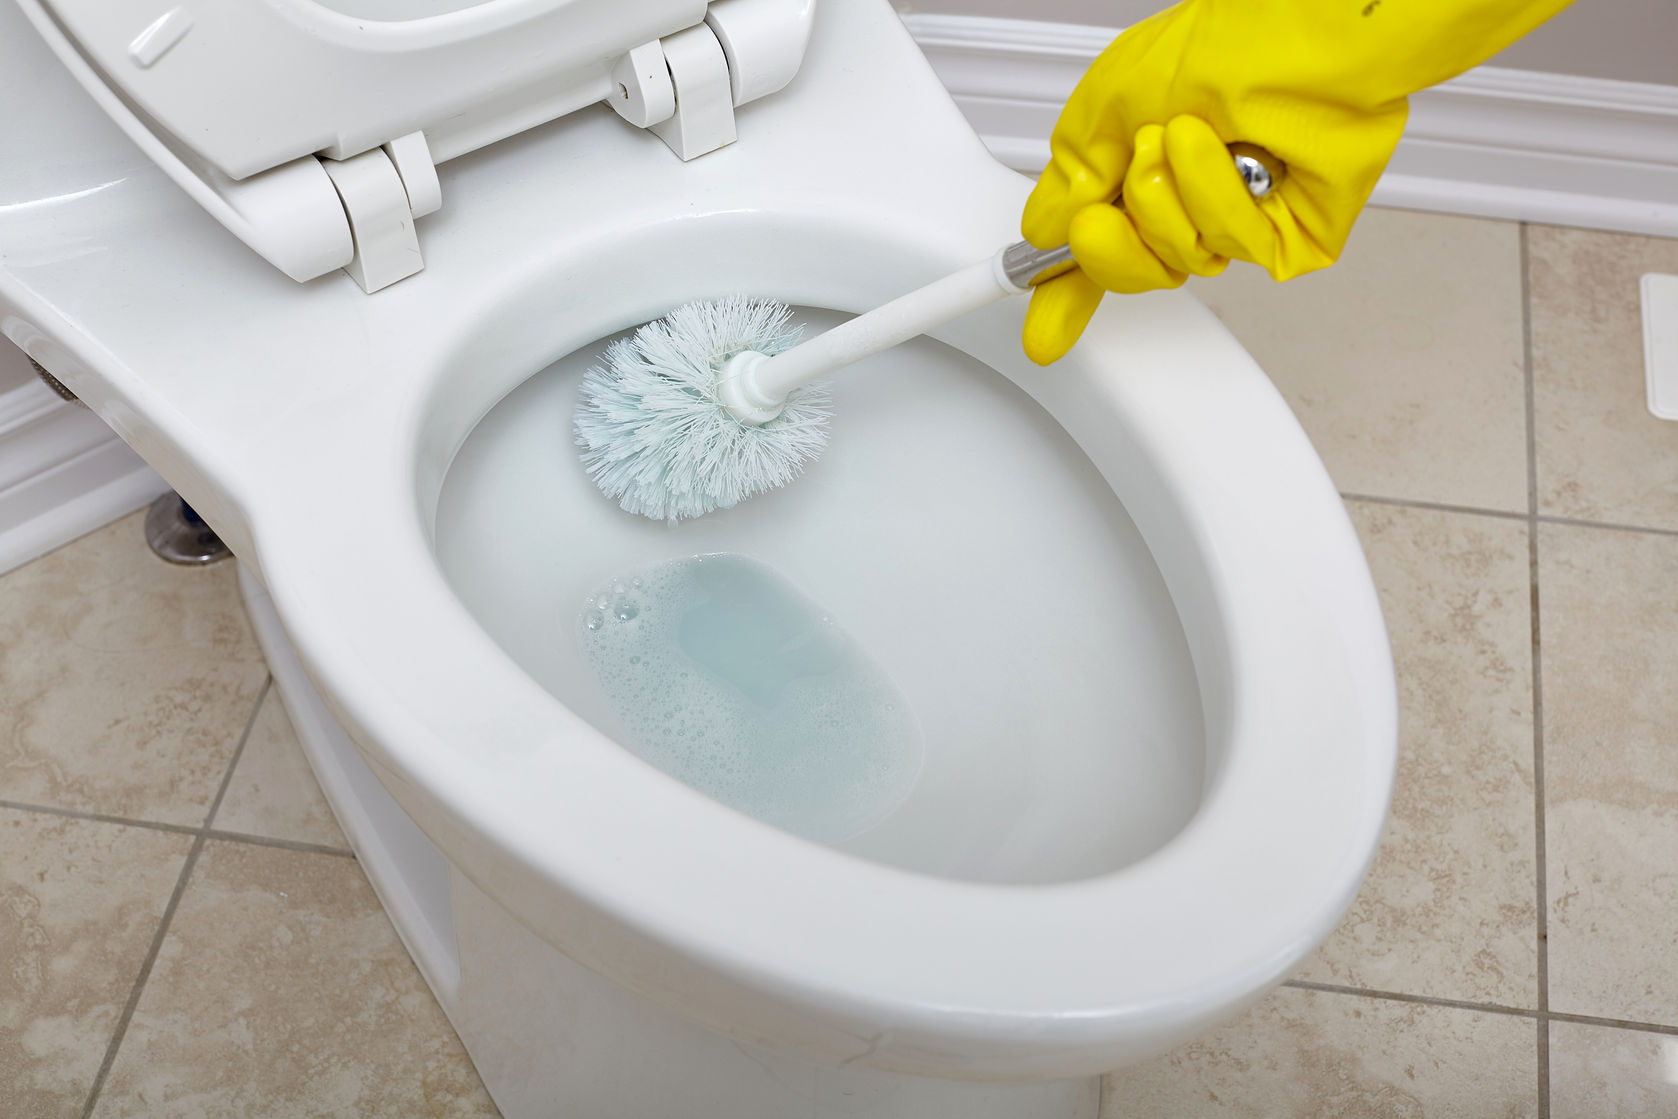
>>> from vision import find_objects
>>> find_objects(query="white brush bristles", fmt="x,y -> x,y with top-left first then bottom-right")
574,297 -> 831,521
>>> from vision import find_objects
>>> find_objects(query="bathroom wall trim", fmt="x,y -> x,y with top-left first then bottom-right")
904,13 -> 1678,238
0,379 -> 167,575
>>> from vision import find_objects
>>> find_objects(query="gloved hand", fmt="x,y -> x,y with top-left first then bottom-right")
1021,0 -> 1575,364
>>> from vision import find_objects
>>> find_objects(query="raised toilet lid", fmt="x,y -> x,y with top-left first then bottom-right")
15,0 -> 814,285
29,0 -> 703,180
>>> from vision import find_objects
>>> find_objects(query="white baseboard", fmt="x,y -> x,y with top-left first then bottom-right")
0,379 -> 169,576
904,13 -> 1678,238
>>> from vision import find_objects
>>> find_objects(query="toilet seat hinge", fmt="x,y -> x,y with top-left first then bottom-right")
649,22 -> 737,161
607,0 -> 815,162
317,131 -> 439,293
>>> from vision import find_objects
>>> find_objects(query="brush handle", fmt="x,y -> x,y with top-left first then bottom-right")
730,239 -> 1086,414
736,255 -> 1022,407
721,146 -> 1284,423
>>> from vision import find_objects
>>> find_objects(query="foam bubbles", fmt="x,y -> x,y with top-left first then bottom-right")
578,554 -> 922,842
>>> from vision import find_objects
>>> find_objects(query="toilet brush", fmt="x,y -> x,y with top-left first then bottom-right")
575,147 -> 1283,522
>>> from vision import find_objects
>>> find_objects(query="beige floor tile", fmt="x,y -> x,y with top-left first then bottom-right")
0,513 -> 268,825
0,808 -> 190,1118
212,688 -> 346,849
1190,208 -> 1527,512
1531,226 -> 1678,531
1102,986 -> 1538,1118
1550,1021 -> 1678,1119
92,839 -> 497,1118
1294,502 -> 1537,1006
1540,523 -> 1678,1025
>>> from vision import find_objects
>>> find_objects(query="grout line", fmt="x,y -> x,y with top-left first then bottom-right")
1285,980 -> 1678,1038
1520,221 -> 1552,1118
1284,979 -> 1540,1020
78,678 -> 271,1119
202,828 -> 356,859
1536,513 -> 1678,540
0,807 -> 354,862
1338,492 -> 1678,541
1537,1013 -> 1551,1112
1339,491 -> 1528,522
78,834 -> 206,1119
200,677 -> 271,833
1547,1011 -> 1678,1038
0,798 -> 199,838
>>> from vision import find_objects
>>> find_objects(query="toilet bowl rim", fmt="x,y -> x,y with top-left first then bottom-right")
240,242 -> 1397,1071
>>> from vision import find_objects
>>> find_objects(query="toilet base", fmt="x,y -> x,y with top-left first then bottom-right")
237,564 -> 1103,1119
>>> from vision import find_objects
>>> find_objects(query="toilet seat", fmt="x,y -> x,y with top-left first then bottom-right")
0,0 -> 1396,1086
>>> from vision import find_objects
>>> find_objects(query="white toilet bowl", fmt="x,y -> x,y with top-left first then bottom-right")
0,1 -> 1397,1115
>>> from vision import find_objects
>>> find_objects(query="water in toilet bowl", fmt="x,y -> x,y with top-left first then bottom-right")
579,553 -> 923,843
435,308 -> 1206,884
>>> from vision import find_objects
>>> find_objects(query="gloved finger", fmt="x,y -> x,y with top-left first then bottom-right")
1163,115 -> 1282,272
1023,128 -> 1133,249
1122,124 -> 1229,278
1022,269 -> 1106,366
1067,202 -> 1187,295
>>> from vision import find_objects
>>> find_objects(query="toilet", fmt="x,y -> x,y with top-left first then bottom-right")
0,0 -> 1398,1116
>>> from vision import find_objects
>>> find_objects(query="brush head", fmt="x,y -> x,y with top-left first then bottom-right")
574,296 -> 831,521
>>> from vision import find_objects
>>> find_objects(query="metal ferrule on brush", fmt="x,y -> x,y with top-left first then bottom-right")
997,242 -> 1077,291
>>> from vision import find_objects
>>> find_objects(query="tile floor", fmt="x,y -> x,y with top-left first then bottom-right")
2,208 -> 1676,1117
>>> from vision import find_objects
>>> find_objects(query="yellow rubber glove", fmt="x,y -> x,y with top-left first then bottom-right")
1021,0 -> 1575,364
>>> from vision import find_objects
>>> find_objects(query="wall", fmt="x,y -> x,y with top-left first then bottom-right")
894,0 -> 1678,86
